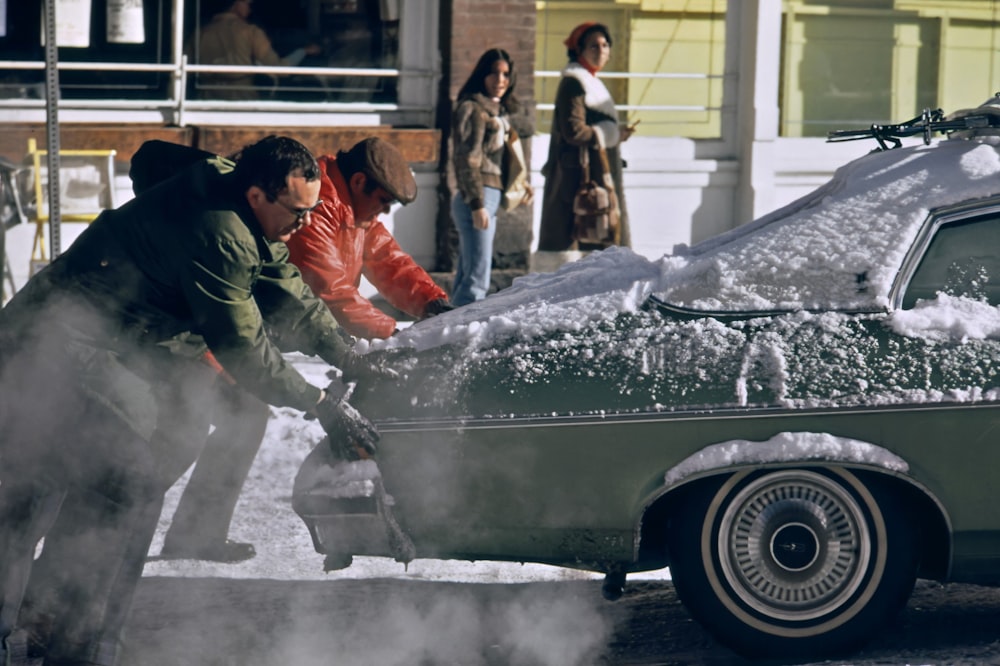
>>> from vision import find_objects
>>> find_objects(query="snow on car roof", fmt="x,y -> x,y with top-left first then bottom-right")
655,138 -> 1000,312
371,136 -> 1000,356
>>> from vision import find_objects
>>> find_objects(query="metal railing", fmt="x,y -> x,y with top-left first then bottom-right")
534,70 -> 724,114
0,57 -> 429,125
0,60 -> 724,122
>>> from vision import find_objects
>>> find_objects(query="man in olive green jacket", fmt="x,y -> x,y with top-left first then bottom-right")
0,136 -> 386,666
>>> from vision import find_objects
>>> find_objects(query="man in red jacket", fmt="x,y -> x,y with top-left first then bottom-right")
159,137 -> 451,562
286,136 -> 452,339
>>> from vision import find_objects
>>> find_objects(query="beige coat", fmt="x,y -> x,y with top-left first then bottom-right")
195,12 -> 287,100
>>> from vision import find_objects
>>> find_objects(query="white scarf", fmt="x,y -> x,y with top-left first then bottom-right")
560,61 -> 621,148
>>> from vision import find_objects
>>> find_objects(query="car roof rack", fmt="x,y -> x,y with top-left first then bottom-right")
827,104 -> 1000,151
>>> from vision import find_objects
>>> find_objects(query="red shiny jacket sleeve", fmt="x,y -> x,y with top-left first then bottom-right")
286,156 -> 446,340
362,221 -> 447,325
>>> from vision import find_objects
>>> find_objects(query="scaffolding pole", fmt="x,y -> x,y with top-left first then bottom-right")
43,0 -> 61,258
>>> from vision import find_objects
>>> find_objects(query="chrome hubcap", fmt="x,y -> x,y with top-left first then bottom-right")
717,470 -> 871,622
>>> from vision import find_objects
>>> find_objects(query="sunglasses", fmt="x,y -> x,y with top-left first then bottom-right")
277,198 -> 323,223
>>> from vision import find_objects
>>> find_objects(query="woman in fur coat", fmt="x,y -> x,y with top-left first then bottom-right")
538,22 -> 635,255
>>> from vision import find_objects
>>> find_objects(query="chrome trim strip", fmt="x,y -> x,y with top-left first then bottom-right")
375,400 -> 1000,433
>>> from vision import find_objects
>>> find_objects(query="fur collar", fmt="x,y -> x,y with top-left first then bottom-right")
560,62 -> 620,147
468,92 -> 503,117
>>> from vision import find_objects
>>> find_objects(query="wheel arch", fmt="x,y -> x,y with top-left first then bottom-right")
635,433 -> 952,581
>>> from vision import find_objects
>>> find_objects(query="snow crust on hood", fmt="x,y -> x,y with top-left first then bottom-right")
364,247 -> 662,353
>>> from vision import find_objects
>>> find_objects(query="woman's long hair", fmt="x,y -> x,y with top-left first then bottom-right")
456,48 -> 520,114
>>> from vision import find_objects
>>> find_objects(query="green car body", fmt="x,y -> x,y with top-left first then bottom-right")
295,137 -> 1000,658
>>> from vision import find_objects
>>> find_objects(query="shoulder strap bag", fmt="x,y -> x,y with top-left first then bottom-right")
501,127 -> 533,211
572,145 -> 620,246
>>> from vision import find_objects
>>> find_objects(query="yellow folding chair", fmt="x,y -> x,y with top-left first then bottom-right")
25,138 -> 117,267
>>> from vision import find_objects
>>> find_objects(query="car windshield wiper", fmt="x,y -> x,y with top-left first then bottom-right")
827,106 -> 1000,151
641,294 -> 886,320
642,294 -> 774,321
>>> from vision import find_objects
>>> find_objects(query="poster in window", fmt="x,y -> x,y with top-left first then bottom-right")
51,0 -> 92,47
108,0 -> 145,44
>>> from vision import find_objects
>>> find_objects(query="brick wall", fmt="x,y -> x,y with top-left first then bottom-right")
0,125 -> 439,176
448,1 -> 536,103
435,0 -> 537,283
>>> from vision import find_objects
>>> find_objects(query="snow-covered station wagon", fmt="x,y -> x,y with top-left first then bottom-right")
295,114 -> 1000,659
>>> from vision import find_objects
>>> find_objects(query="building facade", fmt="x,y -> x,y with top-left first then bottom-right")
2,0 -> 999,293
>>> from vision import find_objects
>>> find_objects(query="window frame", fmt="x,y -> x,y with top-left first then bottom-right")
0,0 -> 439,128
893,197 -> 1000,310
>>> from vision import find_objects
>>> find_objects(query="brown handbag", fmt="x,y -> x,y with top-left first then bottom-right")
501,127 -> 533,211
572,145 -> 620,246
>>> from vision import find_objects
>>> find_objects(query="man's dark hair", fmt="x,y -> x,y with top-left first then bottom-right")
233,135 -> 320,201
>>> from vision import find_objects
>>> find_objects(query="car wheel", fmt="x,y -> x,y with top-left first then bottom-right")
667,467 -> 917,659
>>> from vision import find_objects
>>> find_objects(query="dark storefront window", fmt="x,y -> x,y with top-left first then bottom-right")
187,0 -> 399,102
0,0 -> 401,105
0,1 -> 173,100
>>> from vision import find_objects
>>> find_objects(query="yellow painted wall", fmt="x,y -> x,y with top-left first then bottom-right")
535,1 -> 1000,140
782,1 -> 999,137
939,18 -> 1000,112
535,1 -> 726,138
626,10 -> 725,137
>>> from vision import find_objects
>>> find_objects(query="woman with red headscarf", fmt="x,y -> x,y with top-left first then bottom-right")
537,22 -> 635,261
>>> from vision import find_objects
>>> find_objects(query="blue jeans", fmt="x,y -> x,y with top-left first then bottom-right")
451,187 -> 501,306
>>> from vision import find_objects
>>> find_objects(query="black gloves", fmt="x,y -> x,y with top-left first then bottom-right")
314,382 -> 380,460
423,298 -> 456,318
338,351 -> 400,386
315,325 -> 400,387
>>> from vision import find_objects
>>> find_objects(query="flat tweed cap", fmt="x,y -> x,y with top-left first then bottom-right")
354,137 -> 417,204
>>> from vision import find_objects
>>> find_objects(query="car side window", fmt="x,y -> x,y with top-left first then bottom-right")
902,213 -> 1000,309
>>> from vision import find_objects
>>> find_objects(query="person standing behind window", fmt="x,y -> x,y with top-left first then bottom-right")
537,22 -> 635,261
450,48 -> 529,306
194,0 -> 321,100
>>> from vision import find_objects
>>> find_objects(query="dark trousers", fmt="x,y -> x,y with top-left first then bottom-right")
10,481 -> 163,665
0,407 -> 160,666
0,350 -> 219,666
162,384 -> 269,549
